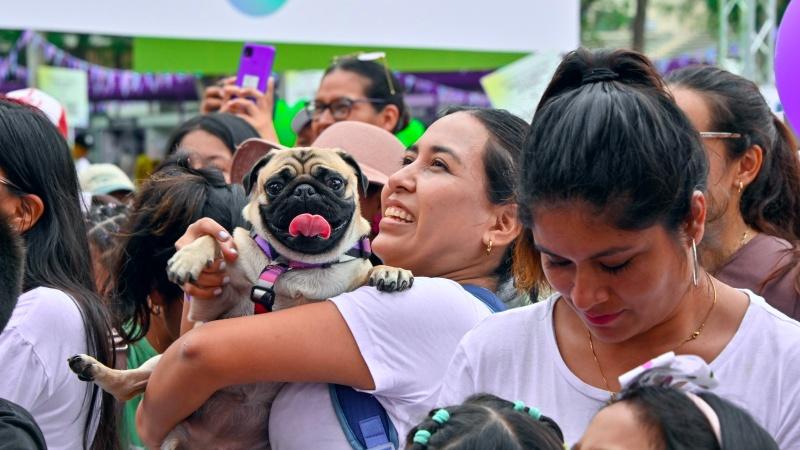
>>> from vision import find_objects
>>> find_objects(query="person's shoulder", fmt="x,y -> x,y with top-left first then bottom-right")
6,287 -> 83,339
746,290 -> 800,328
336,277 -> 471,303
458,294 -> 556,351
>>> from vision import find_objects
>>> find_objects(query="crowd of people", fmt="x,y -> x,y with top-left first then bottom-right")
0,47 -> 798,450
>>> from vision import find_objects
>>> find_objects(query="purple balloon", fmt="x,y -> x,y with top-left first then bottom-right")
775,0 -> 800,129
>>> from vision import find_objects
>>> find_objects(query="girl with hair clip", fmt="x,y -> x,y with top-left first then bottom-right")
405,394 -> 564,450
437,48 -> 800,448
107,155 -> 248,449
577,353 -> 778,450
666,66 -> 800,319
0,98 -> 117,450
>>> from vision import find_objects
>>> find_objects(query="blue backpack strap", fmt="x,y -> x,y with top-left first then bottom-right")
461,284 -> 506,313
329,384 -> 398,450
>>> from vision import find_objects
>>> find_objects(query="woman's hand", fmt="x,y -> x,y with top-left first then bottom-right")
176,218 -> 239,300
200,77 -> 236,114
219,78 -> 279,142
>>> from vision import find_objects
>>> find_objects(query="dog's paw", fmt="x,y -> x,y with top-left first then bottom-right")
368,265 -> 414,292
68,354 -> 100,382
166,235 -> 218,285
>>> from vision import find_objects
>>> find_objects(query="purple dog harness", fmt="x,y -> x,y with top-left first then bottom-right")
249,230 -> 372,312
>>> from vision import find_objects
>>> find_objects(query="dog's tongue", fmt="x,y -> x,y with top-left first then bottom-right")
288,214 -> 332,239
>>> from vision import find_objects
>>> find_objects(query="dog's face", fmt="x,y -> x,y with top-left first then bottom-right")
242,147 -> 370,259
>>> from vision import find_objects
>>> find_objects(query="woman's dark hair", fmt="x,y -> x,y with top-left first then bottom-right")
406,393 -> 564,450
110,155 -> 248,343
86,203 -> 129,298
514,48 -> 708,290
325,57 -> 409,132
615,385 -> 778,450
0,98 -> 118,450
0,212 -> 24,333
165,112 -> 259,155
666,66 -> 800,242
666,65 -> 800,293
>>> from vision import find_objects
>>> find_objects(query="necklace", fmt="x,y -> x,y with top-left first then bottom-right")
738,228 -> 750,250
587,272 -> 718,401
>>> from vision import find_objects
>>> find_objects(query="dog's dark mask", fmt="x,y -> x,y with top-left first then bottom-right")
260,171 -> 357,255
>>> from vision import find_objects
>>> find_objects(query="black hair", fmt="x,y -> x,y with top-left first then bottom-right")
666,65 -> 800,293
110,154 -> 248,343
615,385 -> 778,450
325,57 -> 409,132
165,112 -> 260,155
406,393 -> 564,450
440,107 -> 530,298
0,212 -> 24,333
85,202 -> 130,298
518,48 -> 707,232
0,97 -> 118,450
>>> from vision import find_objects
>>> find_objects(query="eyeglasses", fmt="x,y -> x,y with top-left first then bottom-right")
307,97 -> 388,121
699,132 -> 742,139
332,51 -> 397,96
0,175 -> 23,193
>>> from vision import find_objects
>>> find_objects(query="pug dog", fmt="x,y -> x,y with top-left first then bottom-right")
69,145 -> 413,450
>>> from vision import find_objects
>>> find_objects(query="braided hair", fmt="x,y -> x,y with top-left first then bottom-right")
405,394 -> 564,450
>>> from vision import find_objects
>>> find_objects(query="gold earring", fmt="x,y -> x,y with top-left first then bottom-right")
738,180 -> 744,194
691,238 -> 699,287
485,240 -> 493,256
152,304 -> 161,316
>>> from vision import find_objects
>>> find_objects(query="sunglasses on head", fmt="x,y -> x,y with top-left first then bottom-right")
332,51 -> 396,96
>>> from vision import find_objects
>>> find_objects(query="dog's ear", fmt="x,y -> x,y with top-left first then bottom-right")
243,152 -> 277,196
335,150 -> 368,198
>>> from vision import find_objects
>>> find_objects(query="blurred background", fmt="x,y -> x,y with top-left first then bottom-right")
0,0 -> 792,177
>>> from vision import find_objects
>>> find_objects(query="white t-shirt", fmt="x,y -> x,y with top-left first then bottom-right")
268,277 -> 492,449
437,291 -> 800,448
0,287 -> 98,450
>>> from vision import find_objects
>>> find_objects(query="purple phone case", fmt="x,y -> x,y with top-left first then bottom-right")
236,43 -> 276,93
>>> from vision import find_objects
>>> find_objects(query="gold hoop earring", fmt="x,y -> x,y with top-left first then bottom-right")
485,239 -> 493,256
691,238 -> 699,287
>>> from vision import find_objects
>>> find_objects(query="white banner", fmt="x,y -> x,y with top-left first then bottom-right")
0,0 -> 579,53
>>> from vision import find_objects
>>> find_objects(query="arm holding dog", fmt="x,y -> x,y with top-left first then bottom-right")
136,300 -> 373,447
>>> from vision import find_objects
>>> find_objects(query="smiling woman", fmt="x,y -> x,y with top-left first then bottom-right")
435,48 -> 800,448
136,107 -> 529,449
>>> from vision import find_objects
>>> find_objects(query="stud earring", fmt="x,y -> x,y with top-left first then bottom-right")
738,180 -> 744,194
152,304 -> 162,316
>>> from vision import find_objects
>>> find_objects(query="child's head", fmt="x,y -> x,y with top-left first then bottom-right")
578,386 -> 777,450
406,393 -> 564,450
577,353 -> 778,450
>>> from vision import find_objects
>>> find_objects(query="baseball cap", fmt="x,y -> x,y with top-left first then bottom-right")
79,164 -> 136,196
229,121 -> 405,188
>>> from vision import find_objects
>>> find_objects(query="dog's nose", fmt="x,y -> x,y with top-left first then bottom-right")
293,184 -> 317,198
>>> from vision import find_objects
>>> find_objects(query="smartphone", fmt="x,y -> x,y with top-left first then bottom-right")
236,43 -> 276,93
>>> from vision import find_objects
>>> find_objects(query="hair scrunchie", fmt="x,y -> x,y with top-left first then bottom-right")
582,68 -> 619,84
432,408 -> 450,425
413,430 -> 432,445
513,400 -> 543,420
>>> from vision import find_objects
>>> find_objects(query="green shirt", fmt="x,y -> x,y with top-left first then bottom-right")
121,337 -> 159,450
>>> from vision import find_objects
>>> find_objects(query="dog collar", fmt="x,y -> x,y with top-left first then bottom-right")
249,230 -> 372,312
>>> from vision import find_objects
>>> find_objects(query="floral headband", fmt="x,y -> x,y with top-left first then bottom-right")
618,352 -> 721,444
